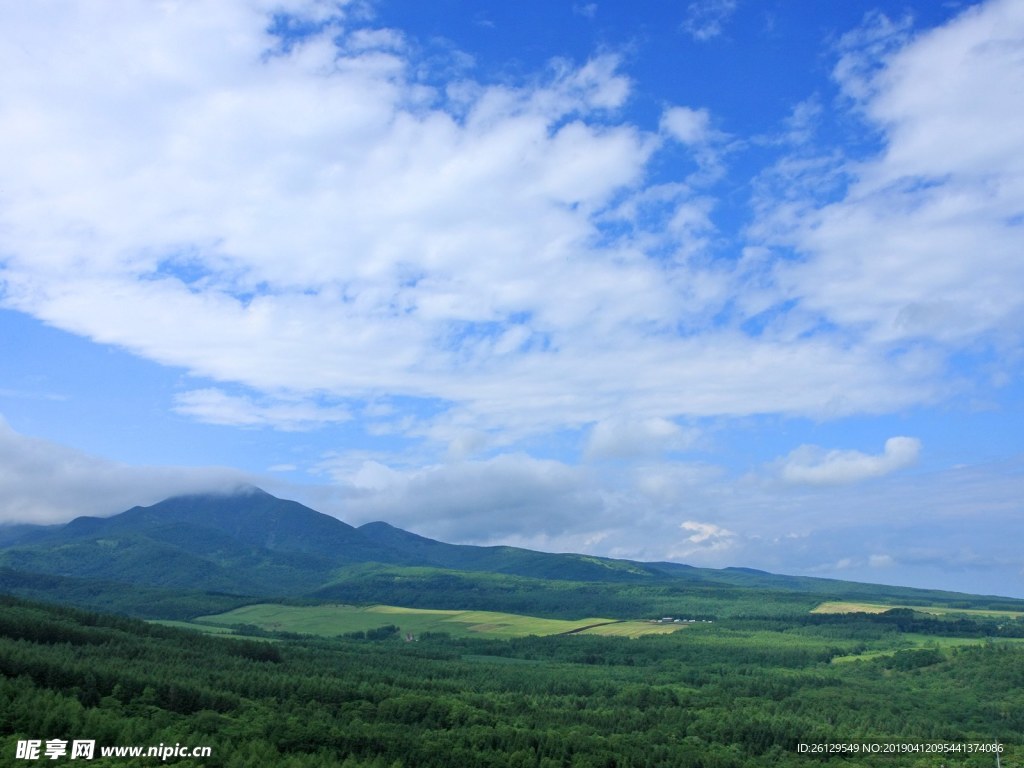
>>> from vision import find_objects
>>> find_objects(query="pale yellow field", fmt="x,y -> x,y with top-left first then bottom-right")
577,621 -> 686,637
811,601 -> 894,614
194,603 -> 686,639
812,601 -> 1024,619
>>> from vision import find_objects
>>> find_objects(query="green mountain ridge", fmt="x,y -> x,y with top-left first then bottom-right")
0,488 -> 693,596
356,519 -> 667,581
1,487 -> 1021,619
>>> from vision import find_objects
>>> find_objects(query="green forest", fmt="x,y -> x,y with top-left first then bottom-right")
1,594 -> 1021,767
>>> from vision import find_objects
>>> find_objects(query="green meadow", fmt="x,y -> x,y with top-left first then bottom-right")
829,634 -> 1024,663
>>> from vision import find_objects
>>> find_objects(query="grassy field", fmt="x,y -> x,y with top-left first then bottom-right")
811,600 -> 1024,618
579,621 -> 690,637
192,603 -> 689,639
152,619 -> 239,634
829,635 -> 1024,663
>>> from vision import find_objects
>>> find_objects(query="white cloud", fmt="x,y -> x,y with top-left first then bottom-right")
0,416 -> 252,524
868,554 -> 895,568
661,106 -> 711,145
174,388 -> 350,431
315,452 -> 604,542
573,3 -> 598,20
632,462 -> 724,504
762,0 -> 1024,352
1,0 -> 1016,443
663,520 -> 740,563
679,520 -> 735,546
780,436 -> 921,485
682,0 -> 738,42
584,417 -> 695,460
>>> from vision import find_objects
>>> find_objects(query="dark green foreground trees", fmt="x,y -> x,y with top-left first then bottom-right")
1,595 -> 1021,767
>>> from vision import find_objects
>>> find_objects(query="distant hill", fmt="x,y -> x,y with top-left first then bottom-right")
0,487 -> 701,596
356,520 -> 668,581
2,487 -> 1021,619
0,488 -> 405,596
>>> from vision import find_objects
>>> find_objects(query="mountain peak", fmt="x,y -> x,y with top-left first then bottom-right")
230,483 -> 269,496
169,483 -> 270,500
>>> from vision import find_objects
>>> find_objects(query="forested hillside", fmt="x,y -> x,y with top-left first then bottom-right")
1,595 -> 1020,767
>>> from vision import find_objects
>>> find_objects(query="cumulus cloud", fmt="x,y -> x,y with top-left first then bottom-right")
314,452 -> 604,542
661,520 -> 740,564
761,0 -> 1024,354
661,106 -> 711,145
680,520 -> 735,546
0,1 -> 726,436
780,436 -> 921,485
0,0 -> 994,441
0,416 -> 253,524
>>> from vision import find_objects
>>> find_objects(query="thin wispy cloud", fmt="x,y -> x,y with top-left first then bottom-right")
573,3 -> 598,20
174,389 -> 351,431
682,0 -> 738,41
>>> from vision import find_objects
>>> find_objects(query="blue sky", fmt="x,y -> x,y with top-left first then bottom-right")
2,0 -> 1023,597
